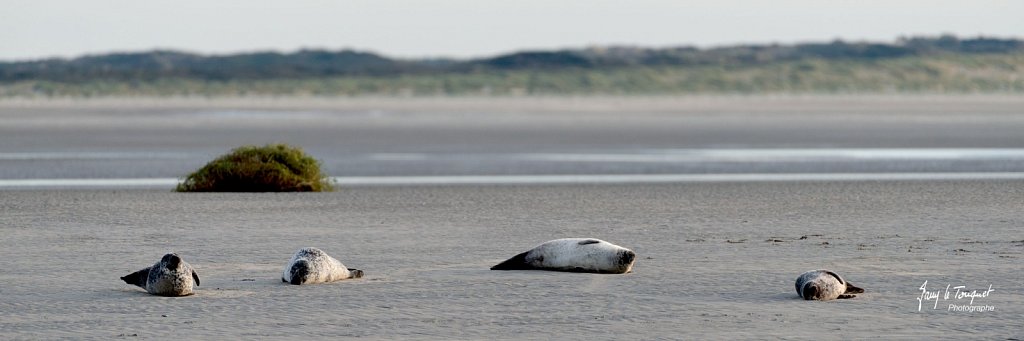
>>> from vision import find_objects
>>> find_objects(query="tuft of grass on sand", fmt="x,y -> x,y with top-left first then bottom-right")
176,144 -> 334,192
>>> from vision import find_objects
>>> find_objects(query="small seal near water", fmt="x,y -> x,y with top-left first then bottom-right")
121,253 -> 200,296
282,247 -> 364,285
490,238 -> 636,274
795,269 -> 864,300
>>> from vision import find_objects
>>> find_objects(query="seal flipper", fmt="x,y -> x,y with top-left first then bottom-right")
490,251 -> 534,270
192,270 -> 201,286
121,267 -> 150,288
844,282 -> 864,294
349,269 -> 364,279
837,294 -> 857,299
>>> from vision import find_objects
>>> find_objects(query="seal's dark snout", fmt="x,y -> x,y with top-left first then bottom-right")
289,259 -> 309,285
620,250 -> 636,265
161,253 -> 181,267
803,284 -> 819,300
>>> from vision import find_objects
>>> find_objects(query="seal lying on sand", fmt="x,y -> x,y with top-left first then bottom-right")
282,247 -> 364,285
121,253 -> 201,296
795,269 -> 864,300
491,238 -> 636,274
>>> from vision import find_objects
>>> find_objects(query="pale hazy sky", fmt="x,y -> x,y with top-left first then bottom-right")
1,0 -> 1021,61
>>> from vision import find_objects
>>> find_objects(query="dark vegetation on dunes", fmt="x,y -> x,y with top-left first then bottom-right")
3,35 -> 1021,81
177,144 -> 334,193
2,35 -> 1022,95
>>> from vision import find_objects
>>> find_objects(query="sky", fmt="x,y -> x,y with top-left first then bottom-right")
1,0 -> 1022,62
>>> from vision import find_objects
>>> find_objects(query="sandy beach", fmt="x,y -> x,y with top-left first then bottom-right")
0,96 -> 1021,339
3,95 -> 1024,180
0,182 -> 1020,339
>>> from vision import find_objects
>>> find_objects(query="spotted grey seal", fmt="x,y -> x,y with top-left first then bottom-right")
795,269 -> 864,300
282,247 -> 364,285
121,253 -> 200,296
491,238 -> 636,274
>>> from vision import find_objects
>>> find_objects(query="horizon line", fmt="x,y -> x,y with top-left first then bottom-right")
2,172 -> 1023,189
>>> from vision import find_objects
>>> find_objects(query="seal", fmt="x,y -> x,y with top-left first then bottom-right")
795,269 -> 864,300
490,238 -> 636,274
282,247 -> 364,285
120,253 -> 201,296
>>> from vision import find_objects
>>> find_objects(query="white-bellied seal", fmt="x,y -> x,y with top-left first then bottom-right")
282,247 -> 364,285
120,253 -> 200,296
490,238 -> 636,274
795,269 -> 864,300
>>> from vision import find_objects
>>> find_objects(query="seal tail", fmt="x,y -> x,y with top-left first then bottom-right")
845,282 -> 865,294
120,267 -> 150,288
490,251 -> 534,270
288,260 -> 310,285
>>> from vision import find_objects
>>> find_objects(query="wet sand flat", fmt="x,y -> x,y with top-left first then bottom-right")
3,95 -> 1024,179
1,182 -> 1021,339
1,96 -> 1021,338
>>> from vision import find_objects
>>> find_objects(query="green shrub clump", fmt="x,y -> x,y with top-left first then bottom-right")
177,144 -> 334,192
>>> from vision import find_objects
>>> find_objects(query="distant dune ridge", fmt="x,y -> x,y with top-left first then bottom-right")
2,35 -> 1022,96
